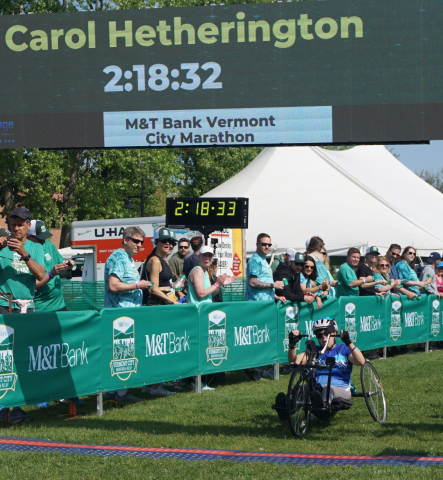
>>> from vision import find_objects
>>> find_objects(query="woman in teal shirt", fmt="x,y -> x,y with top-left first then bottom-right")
188,246 -> 235,306
373,256 -> 399,296
395,246 -> 431,295
306,237 -> 337,297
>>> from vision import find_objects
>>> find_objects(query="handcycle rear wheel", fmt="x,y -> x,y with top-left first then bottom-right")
360,360 -> 387,423
287,367 -> 311,437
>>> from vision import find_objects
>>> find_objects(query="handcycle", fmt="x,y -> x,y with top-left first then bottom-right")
273,330 -> 387,437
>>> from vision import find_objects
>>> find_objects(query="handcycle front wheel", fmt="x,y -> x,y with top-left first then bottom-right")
360,360 -> 387,423
287,367 -> 311,437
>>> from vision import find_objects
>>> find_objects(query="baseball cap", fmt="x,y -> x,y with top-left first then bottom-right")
28,220 -> 37,236
366,246 -> 379,255
33,220 -> 52,240
284,248 -> 296,257
155,227 -> 175,241
437,261 -> 443,268
426,252 -> 441,264
199,246 -> 213,255
10,207 -> 32,221
191,235 -> 203,248
290,252 -> 305,263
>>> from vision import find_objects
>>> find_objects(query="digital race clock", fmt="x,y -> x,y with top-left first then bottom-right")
166,197 -> 248,230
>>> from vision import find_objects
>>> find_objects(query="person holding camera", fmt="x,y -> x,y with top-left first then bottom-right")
0,208 -> 45,315
27,220 -> 74,312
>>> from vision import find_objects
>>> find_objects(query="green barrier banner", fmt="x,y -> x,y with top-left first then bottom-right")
198,301 -> 277,374
385,295 -> 429,347
100,305 -> 200,391
277,298 -> 339,362
0,310 -> 101,408
337,296 -> 387,351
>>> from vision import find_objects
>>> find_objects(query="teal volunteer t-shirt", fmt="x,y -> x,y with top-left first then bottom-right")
245,252 -> 274,301
336,262 -> 359,298
34,240 -> 66,312
0,240 -> 45,311
104,249 -> 142,308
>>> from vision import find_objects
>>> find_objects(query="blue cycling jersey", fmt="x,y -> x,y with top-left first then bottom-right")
313,343 -> 353,391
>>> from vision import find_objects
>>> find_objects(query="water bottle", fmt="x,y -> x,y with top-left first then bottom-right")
166,275 -> 187,301
172,275 -> 187,292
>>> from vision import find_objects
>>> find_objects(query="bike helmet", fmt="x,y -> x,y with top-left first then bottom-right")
313,317 -> 338,333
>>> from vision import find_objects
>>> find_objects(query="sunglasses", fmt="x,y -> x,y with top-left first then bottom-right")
160,239 -> 177,246
407,251 -> 416,256
390,252 -> 400,257
260,243 -> 272,247
179,245 -> 189,249
315,331 -> 329,339
320,251 -> 326,255
128,237 -> 144,245
304,265 -> 314,270
379,264 -> 389,267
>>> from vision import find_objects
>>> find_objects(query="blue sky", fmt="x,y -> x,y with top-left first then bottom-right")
389,141 -> 443,174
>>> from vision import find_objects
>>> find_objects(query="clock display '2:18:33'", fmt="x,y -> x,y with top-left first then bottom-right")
175,200 -> 236,217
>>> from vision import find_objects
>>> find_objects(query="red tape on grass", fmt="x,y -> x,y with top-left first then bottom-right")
0,437 -> 442,466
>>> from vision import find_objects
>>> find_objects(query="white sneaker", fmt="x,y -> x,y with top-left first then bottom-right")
201,383 -> 215,391
149,385 -> 176,396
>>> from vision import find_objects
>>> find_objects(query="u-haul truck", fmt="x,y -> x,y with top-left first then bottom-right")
70,216 -> 244,281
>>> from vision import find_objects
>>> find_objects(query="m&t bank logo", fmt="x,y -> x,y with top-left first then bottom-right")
110,317 -> 138,381
206,310 -> 228,366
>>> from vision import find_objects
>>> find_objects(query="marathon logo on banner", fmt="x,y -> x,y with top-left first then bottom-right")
0,325 -> 17,399
103,106 -> 332,148
344,303 -> 357,344
110,316 -> 138,381
206,310 -> 228,366
431,299 -> 440,337
390,300 -> 402,340
284,306 -> 299,352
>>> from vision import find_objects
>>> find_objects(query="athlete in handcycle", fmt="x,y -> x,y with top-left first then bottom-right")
273,317 -> 387,436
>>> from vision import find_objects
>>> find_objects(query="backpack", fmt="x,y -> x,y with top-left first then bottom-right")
139,260 -> 151,306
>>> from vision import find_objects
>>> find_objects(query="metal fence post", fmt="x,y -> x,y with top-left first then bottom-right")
274,363 -> 280,381
195,375 -> 202,394
97,392 -> 103,416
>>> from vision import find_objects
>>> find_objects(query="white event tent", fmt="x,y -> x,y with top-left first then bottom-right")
203,146 -> 443,257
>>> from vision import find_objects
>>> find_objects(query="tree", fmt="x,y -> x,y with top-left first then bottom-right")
418,169 -> 443,194
0,149 -> 64,226
176,147 -> 262,197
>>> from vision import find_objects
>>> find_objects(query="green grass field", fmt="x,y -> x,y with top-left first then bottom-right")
0,350 -> 442,479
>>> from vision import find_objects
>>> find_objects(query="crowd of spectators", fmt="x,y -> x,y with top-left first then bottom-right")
1,214 -> 442,416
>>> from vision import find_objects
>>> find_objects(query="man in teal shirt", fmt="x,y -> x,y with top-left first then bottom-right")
0,208 -> 45,424
0,208 -> 45,314
104,226 -> 152,402
27,220 -> 73,312
245,233 -> 285,302
337,248 -> 372,298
